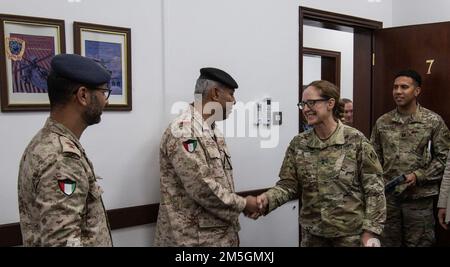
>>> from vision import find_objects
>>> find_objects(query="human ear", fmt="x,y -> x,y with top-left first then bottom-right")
74,86 -> 89,106
414,87 -> 421,97
211,87 -> 221,101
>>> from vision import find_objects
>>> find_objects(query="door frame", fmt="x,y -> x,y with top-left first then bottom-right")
299,6 -> 382,136
303,47 -> 341,90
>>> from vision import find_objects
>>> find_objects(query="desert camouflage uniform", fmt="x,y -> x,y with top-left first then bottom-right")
154,105 -> 246,247
18,118 -> 112,247
371,105 -> 450,247
265,121 -> 386,247
438,150 -> 450,224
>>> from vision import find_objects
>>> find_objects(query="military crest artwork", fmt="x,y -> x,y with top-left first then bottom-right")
183,139 -> 198,153
0,14 -> 66,111
6,37 -> 25,61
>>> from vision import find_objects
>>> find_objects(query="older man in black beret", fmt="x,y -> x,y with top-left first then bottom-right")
155,67 -> 259,246
18,53 -> 113,246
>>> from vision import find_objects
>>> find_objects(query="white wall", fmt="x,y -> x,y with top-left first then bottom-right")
303,55 -> 321,85
393,0 -> 450,27
303,26 -> 354,100
1,0 -> 395,246
112,224 -> 155,247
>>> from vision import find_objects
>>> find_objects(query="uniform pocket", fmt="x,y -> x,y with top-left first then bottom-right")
197,211 -> 229,228
338,149 -> 359,186
205,147 -> 221,159
205,147 -> 224,169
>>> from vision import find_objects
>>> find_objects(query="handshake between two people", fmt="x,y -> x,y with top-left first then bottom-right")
243,193 -> 268,220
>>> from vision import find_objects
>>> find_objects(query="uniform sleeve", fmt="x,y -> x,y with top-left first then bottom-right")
438,151 -> 450,208
359,140 -> 386,235
165,135 -> 246,224
265,140 -> 299,214
35,155 -> 88,247
413,119 -> 450,185
370,122 -> 384,166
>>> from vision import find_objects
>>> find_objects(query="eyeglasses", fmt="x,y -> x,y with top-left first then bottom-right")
91,87 -> 112,100
297,98 -> 329,110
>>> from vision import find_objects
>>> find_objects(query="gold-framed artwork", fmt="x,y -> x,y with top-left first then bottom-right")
74,22 -> 132,111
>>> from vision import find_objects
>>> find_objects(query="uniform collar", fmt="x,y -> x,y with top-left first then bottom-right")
307,120 -> 345,149
189,104 -> 216,139
392,103 -> 424,124
45,117 -> 84,152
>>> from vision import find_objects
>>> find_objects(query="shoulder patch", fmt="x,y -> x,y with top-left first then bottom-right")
58,179 -> 76,196
59,136 -> 81,158
183,139 -> 198,153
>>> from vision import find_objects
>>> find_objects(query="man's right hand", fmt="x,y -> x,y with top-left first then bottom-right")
438,208 -> 448,230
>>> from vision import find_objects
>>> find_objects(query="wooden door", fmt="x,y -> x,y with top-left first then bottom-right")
373,22 -> 450,247
373,22 -> 450,127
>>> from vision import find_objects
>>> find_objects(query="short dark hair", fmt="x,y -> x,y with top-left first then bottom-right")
394,69 -> 422,87
47,71 -> 82,108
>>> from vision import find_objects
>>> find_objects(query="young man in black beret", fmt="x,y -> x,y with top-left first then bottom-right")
18,54 -> 114,246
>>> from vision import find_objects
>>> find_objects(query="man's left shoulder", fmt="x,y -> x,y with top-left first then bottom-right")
59,136 -> 82,158
420,107 -> 445,125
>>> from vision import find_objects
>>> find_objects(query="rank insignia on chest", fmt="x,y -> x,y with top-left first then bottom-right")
58,179 -> 76,196
183,139 -> 198,153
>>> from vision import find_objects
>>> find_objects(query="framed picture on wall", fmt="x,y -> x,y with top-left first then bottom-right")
74,22 -> 132,111
0,14 -> 65,111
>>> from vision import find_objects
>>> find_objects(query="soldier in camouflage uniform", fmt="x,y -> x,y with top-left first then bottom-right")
371,70 -> 450,247
437,150 -> 450,230
18,54 -> 113,246
154,68 -> 259,247
256,80 -> 386,247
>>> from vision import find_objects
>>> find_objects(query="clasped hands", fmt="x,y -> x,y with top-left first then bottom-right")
244,193 -> 268,220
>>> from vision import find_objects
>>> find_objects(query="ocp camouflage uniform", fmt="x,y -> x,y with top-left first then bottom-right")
371,105 -> 450,247
18,118 -> 112,247
265,121 -> 386,247
438,150 -> 450,224
154,105 -> 246,247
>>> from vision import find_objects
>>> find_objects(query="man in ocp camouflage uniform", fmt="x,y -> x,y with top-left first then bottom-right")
18,54 -> 113,246
154,67 -> 259,246
371,69 -> 450,247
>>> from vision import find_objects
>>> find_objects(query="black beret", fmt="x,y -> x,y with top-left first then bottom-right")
199,67 -> 238,89
50,53 -> 111,85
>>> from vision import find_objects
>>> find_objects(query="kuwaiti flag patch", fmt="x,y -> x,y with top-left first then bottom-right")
183,139 -> 198,153
58,179 -> 76,196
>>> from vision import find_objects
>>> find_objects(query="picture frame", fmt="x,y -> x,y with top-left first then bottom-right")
0,14 -> 65,111
74,22 -> 132,111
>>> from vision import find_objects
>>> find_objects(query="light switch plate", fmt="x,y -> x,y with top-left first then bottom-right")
273,112 -> 282,125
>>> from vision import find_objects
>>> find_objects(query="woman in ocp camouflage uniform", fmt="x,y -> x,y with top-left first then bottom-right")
257,80 -> 386,247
